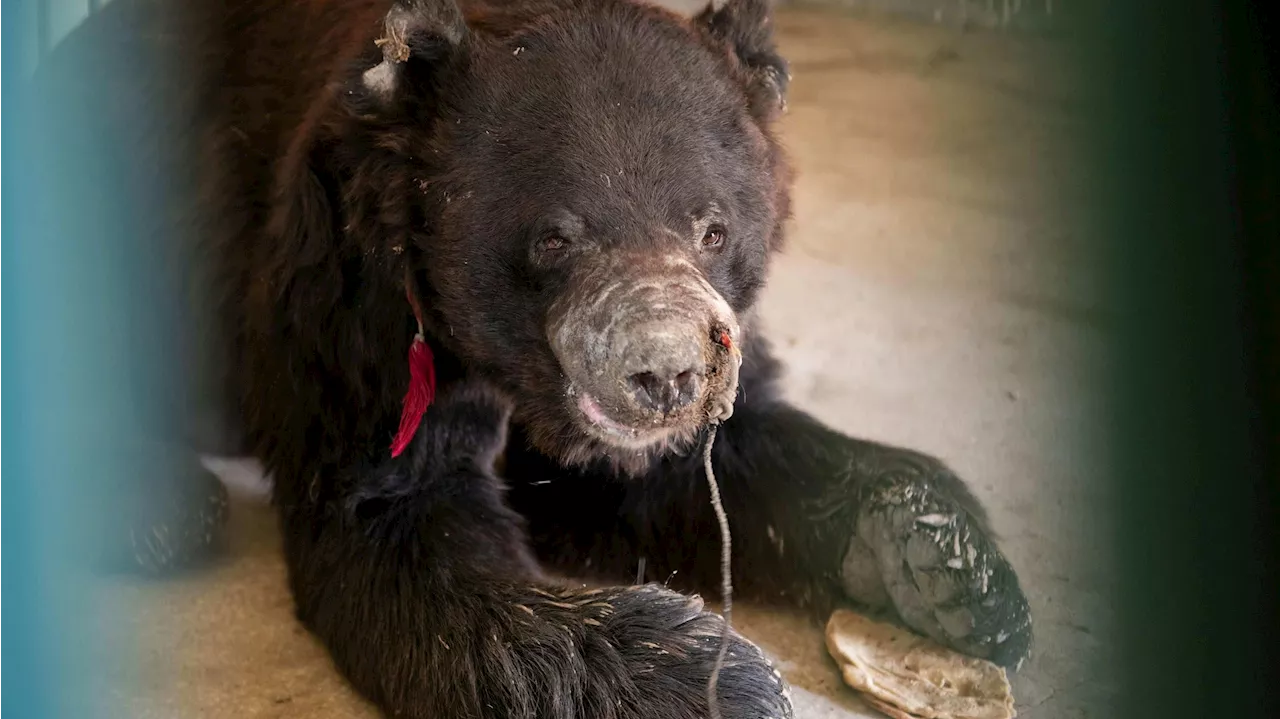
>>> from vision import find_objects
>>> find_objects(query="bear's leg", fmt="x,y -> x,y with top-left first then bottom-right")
706,400 -> 1032,669
277,385 -> 791,719
511,386 -> 1031,670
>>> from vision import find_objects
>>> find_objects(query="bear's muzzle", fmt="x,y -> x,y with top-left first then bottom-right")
547,254 -> 741,446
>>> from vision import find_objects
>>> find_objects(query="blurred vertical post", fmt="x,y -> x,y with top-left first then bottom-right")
0,1 -> 60,711
1084,1 -> 1278,718
4,0 -> 204,714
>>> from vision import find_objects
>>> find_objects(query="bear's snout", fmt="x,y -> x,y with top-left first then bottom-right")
547,255 -> 740,444
619,321 -> 705,415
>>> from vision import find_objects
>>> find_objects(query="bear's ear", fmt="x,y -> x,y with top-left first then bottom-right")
354,0 -> 469,111
695,0 -> 790,119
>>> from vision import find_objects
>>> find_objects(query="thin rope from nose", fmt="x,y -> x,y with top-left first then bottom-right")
702,421 -> 732,719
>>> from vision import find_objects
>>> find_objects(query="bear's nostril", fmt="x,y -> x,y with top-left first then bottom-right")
627,369 -> 700,414
627,372 -> 665,411
674,370 -> 697,397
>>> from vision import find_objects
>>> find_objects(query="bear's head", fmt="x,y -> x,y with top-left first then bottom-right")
324,0 -> 791,473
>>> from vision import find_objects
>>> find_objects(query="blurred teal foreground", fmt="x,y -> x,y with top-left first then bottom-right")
1,0 -> 57,711
5,0 -> 197,715
0,0 -> 58,711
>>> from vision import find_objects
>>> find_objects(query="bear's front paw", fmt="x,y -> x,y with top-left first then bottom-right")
514,583 -> 793,719
845,473 -> 1032,670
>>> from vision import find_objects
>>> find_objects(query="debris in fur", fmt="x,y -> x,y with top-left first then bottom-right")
373,25 -> 411,64
916,513 -> 954,527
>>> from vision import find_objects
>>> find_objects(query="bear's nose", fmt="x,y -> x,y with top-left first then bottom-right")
627,369 -> 701,414
616,323 -> 705,415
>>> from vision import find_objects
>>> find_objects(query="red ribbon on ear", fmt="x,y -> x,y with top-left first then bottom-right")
390,273 -> 437,458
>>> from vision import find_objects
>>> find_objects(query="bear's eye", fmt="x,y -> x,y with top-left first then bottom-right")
701,225 -> 727,249
539,235 -> 569,252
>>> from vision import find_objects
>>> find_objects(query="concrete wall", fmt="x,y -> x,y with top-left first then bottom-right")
794,0 -> 1061,33
667,0 -> 1064,33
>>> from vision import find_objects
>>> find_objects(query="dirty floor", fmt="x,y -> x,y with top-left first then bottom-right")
79,6 -> 1116,719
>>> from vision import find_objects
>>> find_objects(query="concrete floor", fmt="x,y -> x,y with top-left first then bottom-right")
79,6 -> 1116,719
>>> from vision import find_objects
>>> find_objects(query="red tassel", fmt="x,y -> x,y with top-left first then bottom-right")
390,333 -> 436,458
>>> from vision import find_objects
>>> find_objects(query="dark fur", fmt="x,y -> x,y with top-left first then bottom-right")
33,0 -> 1032,716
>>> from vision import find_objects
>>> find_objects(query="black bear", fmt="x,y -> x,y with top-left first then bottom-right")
32,0 -> 1032,716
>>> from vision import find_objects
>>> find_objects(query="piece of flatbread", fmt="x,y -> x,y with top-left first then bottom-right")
825,609 -> 1016,719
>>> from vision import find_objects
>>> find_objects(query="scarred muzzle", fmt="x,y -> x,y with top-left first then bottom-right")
547,254 -> 741,443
